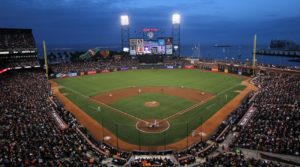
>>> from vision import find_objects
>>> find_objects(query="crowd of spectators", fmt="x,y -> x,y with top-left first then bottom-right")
0,29 -> 35,50
130,157 -> 175,167
0,70 -> 107,166
50,58 -> 139,74
200,152 -> 287,167
231,73 -> 300,156
163,58 -> 190,67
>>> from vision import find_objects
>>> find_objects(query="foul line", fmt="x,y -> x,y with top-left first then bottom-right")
160,82 -> 243,123
60,82 -> 243,126
60,86 -> 148,123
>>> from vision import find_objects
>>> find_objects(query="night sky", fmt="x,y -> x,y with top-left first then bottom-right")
1,0 -> 300,49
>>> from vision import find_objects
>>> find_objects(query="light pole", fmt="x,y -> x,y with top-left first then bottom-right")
120,15 -> 130,52
172,13 -> 181,57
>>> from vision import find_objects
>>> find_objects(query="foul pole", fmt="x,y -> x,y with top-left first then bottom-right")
43,40 -> 49,80
252,34 -> 257,75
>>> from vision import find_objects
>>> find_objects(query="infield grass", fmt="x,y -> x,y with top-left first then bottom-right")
111,93 -> 195,119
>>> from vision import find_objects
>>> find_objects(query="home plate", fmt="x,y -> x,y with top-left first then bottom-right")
103,136 -> 111,141
199,132 -> 207,136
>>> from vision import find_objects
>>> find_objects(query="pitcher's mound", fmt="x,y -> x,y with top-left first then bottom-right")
144,101 -> 160,107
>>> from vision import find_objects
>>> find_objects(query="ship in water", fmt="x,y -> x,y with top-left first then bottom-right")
213,44 -> 231,47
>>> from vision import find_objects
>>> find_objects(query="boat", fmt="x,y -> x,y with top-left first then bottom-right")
213,44 -> 231,47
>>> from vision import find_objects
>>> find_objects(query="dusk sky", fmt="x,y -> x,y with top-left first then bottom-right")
1,0 -> 300,48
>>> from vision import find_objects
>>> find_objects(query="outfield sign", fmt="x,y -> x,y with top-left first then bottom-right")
121,67 -> 130,70
87,70 -> 97,75
68,72 -> 77,77
184,65 -> 195,69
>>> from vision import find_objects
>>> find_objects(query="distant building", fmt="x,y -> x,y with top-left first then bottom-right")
270,40 -> 300,51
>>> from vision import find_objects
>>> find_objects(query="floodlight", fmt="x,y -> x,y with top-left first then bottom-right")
123,47 -> 129,52
120,15 -> 129,26
172,13 -> 180,24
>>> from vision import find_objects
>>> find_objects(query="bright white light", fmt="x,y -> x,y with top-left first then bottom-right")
174,45 -> 179,50
120,15 -> 129,26
172,13 -> 180,24
123,47 -> 129,52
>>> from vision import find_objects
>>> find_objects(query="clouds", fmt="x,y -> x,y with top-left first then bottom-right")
1,0 -> 300,47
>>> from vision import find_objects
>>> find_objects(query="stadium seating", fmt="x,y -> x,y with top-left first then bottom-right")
0,28 -> 35,50
231,73 -> 300,156
1,30 -> 300,166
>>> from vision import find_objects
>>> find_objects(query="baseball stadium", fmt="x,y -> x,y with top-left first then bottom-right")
1,1 -> 300,167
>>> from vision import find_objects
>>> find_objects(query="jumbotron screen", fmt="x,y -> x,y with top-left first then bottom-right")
129,37 -> 173,55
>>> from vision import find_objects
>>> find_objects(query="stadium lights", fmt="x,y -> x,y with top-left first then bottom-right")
120,15 -> 129,26
172,13 -> 180,24
123,47 -> 129,52
174,45 -> 179,50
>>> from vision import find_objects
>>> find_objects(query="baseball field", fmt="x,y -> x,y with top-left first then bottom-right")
53,69 -> 250,150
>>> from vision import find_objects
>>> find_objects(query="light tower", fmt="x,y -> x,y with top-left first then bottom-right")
120,15 -> 130,52
172,13 -> 181,56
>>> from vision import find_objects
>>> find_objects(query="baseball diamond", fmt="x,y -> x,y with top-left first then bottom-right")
53,69 -> 252,150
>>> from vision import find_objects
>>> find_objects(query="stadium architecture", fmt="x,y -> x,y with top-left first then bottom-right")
0,15 -> 300,166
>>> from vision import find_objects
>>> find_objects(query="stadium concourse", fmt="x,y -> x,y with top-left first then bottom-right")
0,30 -> 300,166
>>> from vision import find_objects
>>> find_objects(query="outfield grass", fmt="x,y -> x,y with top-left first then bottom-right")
56,69 -> 246,146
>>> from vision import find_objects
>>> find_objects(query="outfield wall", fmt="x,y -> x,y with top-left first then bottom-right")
52,62 -> 256,79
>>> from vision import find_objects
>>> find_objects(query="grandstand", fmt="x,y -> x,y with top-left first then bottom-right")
0,28 -> 39,69
1,28 -> 300,167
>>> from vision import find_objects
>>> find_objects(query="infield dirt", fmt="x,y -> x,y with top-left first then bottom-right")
91,86 -> 213,104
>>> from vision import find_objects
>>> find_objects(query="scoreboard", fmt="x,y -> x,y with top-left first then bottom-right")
129,37 -> 173,56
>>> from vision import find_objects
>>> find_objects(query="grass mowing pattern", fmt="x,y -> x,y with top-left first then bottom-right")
56,69 -> 246,145
111,93 -> 195,119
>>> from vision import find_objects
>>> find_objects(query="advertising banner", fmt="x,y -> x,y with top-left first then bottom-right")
50,110 -> 68,130
56,73 -> 62,78
101,69 -> 110,73
184,65 -> 195,69
166,66 -> 174,69
0,68 -> 9,74
87,71 -> 97,75
211,68 -> 218,72
121,67 -> 130,71
238,106 -> 256,127
68,73 -> 77,77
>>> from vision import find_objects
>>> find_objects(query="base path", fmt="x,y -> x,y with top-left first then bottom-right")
91,86 -> 213,104
50,78 -> 257,151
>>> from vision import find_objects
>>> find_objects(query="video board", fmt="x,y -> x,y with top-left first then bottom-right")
129,37 -> 173,55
